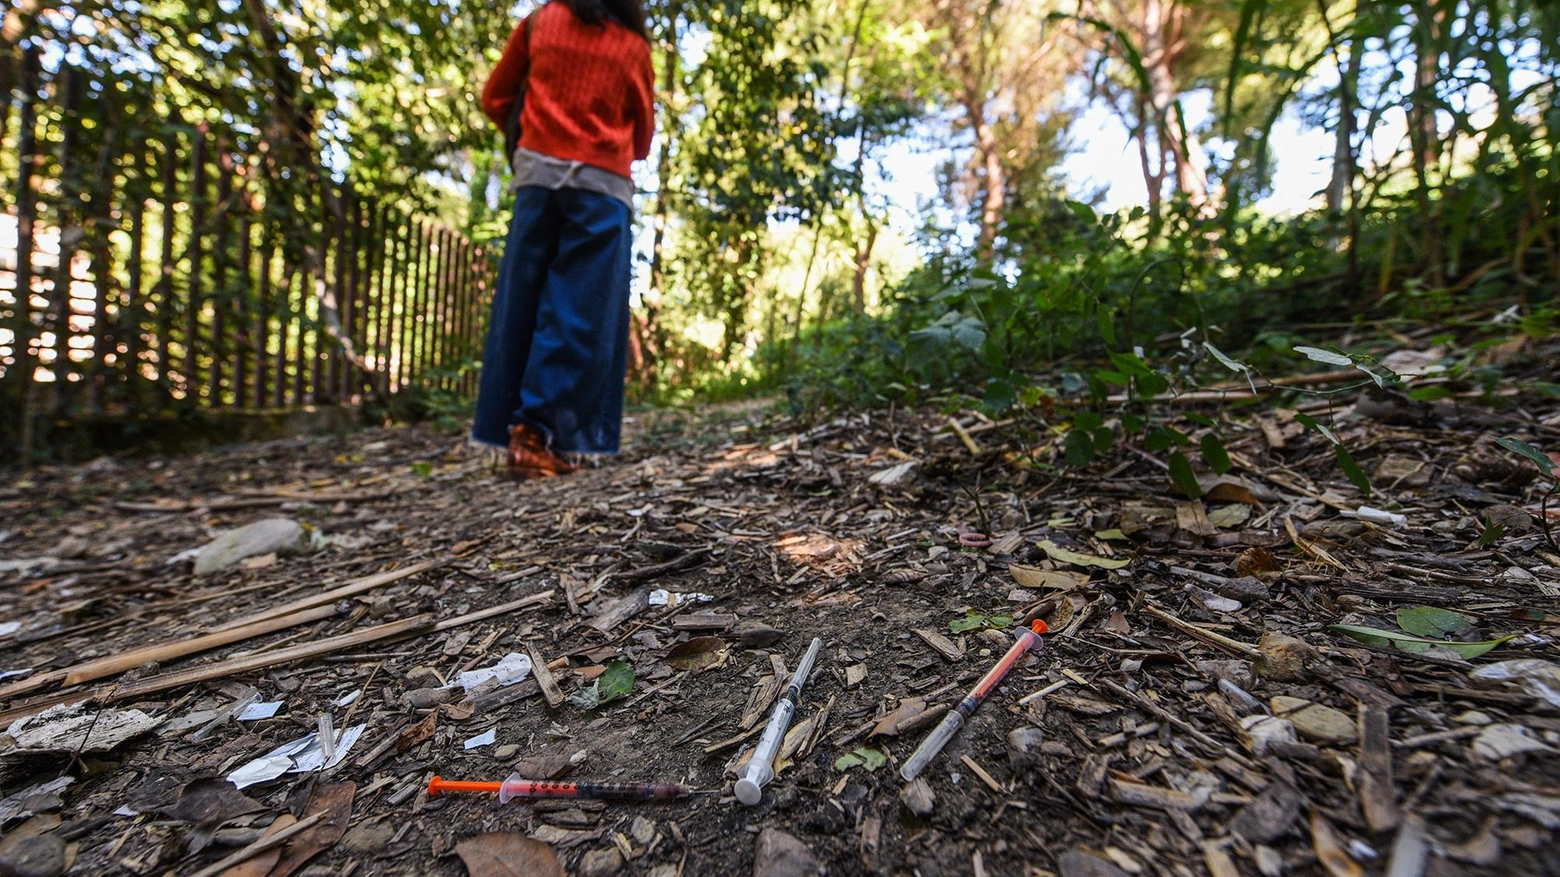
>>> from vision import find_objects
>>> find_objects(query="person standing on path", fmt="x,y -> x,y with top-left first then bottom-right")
472,0 -> 655,479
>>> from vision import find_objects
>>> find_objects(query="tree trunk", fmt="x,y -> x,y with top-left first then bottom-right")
640,5 -> 682,391
1138,0 -> 1208,206
1409,0 -> 1444,286
972,106 -> 1006,261
1325,34 -> 1355,214
851,218 -> 878,314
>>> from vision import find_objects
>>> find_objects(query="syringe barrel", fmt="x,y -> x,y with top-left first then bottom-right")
899,710 -> 965,782
735,637 -> 823,806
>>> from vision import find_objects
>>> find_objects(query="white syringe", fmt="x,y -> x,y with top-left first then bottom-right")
735,636 -> 823,806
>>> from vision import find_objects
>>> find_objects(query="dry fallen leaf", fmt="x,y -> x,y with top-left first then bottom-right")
1035,539 -> 1129,570
216,814 -> 295,877
266,782 -> 356,877
397,712 -> 438,754
1309,811 -> 1363,877
453,833 -> 566,877
1008,563 -> 1088,589
666,636 -> 730,672
871,697 -> 934,737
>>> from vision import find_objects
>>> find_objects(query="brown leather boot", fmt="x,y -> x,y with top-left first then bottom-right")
508,424 -> 579,479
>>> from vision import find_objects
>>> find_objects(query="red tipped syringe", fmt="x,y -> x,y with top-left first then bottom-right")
899,619 -> 1047,782
428,774 -> 700,802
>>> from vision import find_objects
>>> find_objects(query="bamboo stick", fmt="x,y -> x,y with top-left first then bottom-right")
210,557 -> 448,632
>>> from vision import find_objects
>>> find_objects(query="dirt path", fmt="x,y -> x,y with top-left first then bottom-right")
1,394 -> 1558,877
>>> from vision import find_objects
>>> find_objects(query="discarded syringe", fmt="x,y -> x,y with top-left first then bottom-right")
735,636 -> 823,806
428,774 -> 700,801
899,620 -> 1047,782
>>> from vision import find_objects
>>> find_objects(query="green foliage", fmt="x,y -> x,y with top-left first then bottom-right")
1496,437 -> 1558,482
834,746 -> 887,772
1330,623 -> 1517,660
949,611 -> 1013,635
1395,607 -> 1473,638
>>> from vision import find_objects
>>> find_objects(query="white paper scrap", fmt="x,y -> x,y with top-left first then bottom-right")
291,723 -> 365,772
225,723 -> 366,788
333,689 -> 361,708
113,805 -> 140,817
648,590 -> 714,608
464,727 -> 497,750
0,667 -> 33,682
237,701 -> 283,721
0,621 -> 21,637
228,755 -> 293,789
458,652 -> 532,693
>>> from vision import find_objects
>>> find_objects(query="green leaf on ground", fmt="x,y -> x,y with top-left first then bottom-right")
1395,607 -> 1472,637
1201,434 -> 1231,475
596,660 -> 634,704
1335,445 -> 1371,497
1168,451 -> 1202,499
1329,624 -> 1516,660
1036,539 -> 1129,570
1495,437 -> 1556,477
834,747 -> 887,772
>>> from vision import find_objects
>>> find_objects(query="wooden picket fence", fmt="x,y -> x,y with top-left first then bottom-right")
1,55 -> 495,456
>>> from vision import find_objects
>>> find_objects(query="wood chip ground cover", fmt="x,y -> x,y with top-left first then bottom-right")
1,388 -> 1558,876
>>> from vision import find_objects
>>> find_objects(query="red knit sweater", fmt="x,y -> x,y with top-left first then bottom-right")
481,3 -> 655,179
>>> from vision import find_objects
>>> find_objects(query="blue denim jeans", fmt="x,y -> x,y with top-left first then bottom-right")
471,186 -> 633,454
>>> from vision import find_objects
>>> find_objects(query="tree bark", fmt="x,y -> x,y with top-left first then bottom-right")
639,4 -> 682,391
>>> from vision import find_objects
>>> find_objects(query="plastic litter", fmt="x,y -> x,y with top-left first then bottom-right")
736,636 -> 823,806
900,621 -> 1046,782
225,723 -> 366,789
1470,659 -> 1560,709
428,773 -> 700,802
457,652 -> 533,693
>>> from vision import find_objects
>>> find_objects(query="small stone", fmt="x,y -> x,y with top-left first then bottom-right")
402,664 -> 439,686
1455,710 -> 1493,726
1007,727 -> 1046,770
753,827 -> 823,877
1056,848 -> 1131,877
1471,724 -> 1554,761
1211,576 -> 1270,602
1255,632 -> 1314,681
1196,660 -> 1253,688
648,867 -> 679,877
340,820 -> 394,856
629,816 -> 656,846
1230,782 -> 1303,843
1240,715 -> 1297,755
0,834 -> 67,877
578,847 -> 624,877
403,687 -> 453,709
192,518 -> 311,575
493,744 -> 519,760
1270,697 -> 1357,745
899,777 -> 935,816
736,624 -> 785,649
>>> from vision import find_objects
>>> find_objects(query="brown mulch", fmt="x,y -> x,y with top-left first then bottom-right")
1,379 -> 1558,877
